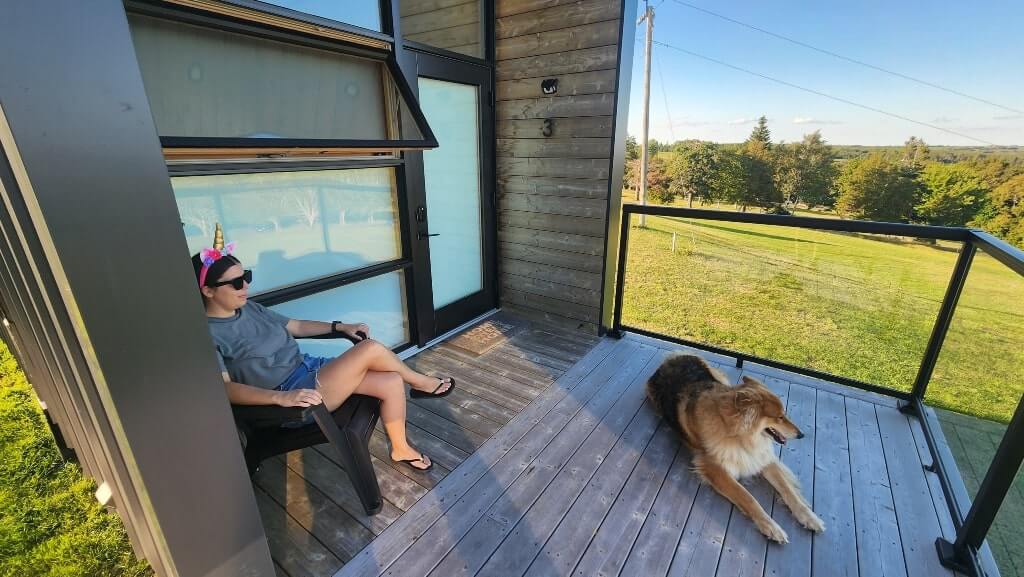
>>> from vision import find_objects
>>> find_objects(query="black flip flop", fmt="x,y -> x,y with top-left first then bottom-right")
410,377 -> 455,399
392,453 -> 433,472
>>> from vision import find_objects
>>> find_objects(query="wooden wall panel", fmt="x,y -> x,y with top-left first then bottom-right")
497,69 -> 617,100
495,0 -> 624,333
496,45 -> 618,81
499,176 -> 609,198
496,0 -> 620,38
400,0 -> 481,57
496,20 -> 619,60
496,116 -> 613,139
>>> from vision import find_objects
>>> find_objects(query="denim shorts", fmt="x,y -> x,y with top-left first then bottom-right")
275,354 -> 330,427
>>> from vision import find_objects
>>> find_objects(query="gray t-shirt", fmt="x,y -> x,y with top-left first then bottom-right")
208,302 -> 302,390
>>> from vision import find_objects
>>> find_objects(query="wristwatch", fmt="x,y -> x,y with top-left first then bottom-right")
331,320 -> 343,334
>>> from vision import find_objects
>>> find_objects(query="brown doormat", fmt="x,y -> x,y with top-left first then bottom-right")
447,319 -> 525,356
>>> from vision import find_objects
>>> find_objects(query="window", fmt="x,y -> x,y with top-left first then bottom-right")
127,10 -> 435,152
270,272 -> 410,354
261,1 -> 383,32
127,2 -> 432,351
173,168 -> 402,293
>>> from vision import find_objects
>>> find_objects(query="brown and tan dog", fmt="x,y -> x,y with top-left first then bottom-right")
646,353 -> 824,543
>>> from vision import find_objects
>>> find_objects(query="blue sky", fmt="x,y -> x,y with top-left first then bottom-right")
626,0 -> 1024,146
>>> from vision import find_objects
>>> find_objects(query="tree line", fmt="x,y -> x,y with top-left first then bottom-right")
625,117 -> 1024,248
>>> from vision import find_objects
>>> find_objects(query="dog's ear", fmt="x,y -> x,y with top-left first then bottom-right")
733,387 -> 762,429
741,375 -> 766,389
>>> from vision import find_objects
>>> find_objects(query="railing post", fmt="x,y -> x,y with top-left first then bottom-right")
609,207 -> 632,339
938,392 -> 1024,575
910,239 -> 976,403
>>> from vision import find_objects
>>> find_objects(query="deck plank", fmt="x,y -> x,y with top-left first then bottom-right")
427,350 -> 663,577
714,376 -> 790,577
875,405 -> 955,577
256,458 -> 375,562
309,444 -> 428,512
367,429 -> 449,490
412,350 -> 541,404
811,390 -> 858,577
764,382 -> 817,577
255,488 -> 342,577
283,449 -> 402,535
618,441 -> 700,577
417,385 -> 515,425
408,394 -> 503,438
521,394 -> 664,576
403,402 -> 488,454
571,422 -> 680,577
382,341 -> 653,576
846,398 -> 907,577
335,337 -> 622,576
408,354 -> 532,411
668,482 -> 733,577
491,339 -> 575,372
434,342 -> 555,390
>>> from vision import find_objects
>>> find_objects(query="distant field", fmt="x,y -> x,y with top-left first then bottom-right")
620,214 -> 1024,423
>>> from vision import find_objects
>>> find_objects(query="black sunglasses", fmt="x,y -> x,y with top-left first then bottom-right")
211,269 -> 252,290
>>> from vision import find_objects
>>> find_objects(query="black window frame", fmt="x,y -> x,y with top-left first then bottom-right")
125,0 -> 438,152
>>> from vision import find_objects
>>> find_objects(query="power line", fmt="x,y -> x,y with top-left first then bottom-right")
653,39 -> 1000,146
668,0 -> 1023,115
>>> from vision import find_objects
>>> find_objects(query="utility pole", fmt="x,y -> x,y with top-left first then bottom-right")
638,3 -> 654,227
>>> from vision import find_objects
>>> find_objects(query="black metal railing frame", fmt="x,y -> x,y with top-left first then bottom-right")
610,204 -> 1024,577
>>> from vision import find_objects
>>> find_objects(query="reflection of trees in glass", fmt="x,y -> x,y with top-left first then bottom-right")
174,168 -> 397,235
178,197 -> 219,237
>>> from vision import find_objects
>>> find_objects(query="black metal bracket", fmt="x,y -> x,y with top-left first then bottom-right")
936,538 -> 975,576
898,399 -> 919,416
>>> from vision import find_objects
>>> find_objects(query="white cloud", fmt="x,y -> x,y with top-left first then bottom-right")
792,117 -> 842,125
728,117 -> 757,125
993,114 -> 1024,120
932,116 -> 959,124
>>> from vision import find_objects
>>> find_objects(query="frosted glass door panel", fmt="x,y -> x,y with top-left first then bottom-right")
418,78 -> 482,309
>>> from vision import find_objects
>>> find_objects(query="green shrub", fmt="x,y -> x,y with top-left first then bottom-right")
0,342 -> 151,577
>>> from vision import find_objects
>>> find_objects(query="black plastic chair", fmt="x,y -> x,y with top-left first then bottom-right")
230,330 -> 383,515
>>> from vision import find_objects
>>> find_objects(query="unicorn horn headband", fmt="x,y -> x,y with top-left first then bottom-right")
198,223 -> 236,287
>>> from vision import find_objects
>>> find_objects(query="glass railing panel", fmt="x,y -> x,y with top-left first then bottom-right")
619,212 -> 961,392
926,247 -> 1024,576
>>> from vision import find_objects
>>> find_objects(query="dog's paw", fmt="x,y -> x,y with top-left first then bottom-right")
797,509 -> 825,533
757,518 -> 789,544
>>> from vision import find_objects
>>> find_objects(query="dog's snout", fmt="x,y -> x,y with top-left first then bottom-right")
796,429 -> 805,440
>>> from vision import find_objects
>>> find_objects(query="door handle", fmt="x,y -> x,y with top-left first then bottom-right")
418,232 -> 440,240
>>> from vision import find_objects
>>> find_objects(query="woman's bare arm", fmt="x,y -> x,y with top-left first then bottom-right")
222,372 -> 322,407
285,319 -> 370,339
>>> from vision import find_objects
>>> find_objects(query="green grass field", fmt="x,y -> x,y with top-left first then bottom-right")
0,343 -> 150,577
621,214 -> 1024,423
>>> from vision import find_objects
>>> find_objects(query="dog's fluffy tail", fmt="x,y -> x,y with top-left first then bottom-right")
646,353 -> 719,436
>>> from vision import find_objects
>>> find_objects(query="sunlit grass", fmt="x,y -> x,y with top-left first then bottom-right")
0,343 -> 151,577
621,215 -> 1024,423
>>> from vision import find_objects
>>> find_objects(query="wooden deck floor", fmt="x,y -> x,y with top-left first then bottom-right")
253,312 -> 600,577
333,332 -> 966,577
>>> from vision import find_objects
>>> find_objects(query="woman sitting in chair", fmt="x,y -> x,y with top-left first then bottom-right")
192,226 -> 453,472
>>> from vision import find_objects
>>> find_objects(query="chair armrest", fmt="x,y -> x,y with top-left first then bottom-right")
304,327 -> 366,343
231,404 -> 306,430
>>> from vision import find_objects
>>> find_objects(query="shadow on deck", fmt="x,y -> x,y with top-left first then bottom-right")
258,314 -> 972,577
